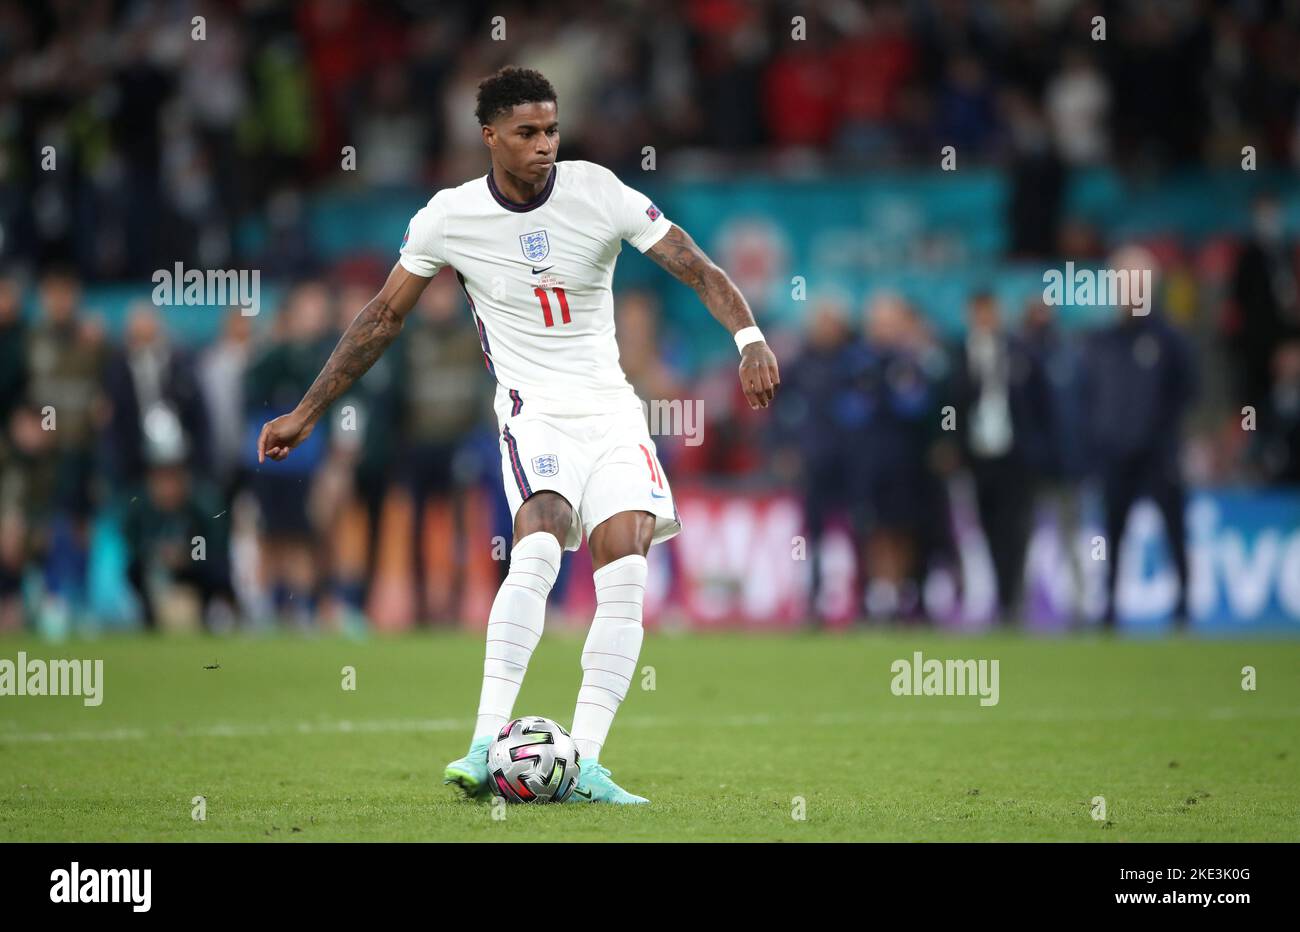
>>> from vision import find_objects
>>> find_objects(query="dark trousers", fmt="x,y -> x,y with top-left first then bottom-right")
128,559 -> 232,631
1102,454 -> 1188,627
971,455 -> 1033,622
406,442 -> 469,624
803,456 -> 849,623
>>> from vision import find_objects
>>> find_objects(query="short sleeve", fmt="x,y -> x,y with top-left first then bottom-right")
604,169 -> 672,253
398,195 -> 448,277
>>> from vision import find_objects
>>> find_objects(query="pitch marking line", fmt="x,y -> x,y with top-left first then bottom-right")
1,707 -> 1297,744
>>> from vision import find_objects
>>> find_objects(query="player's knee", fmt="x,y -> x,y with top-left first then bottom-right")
590,512 -> 655,569
513,491 -> 573,550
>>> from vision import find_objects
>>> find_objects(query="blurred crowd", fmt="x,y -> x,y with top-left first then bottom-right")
773,256 -> 1198,626
5,0 -> 1300,279
2,207 -> 1299,630
1,0 -> 1299,631
0,263 -> 505,632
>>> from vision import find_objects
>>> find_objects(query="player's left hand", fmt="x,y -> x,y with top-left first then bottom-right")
739,342 -> 780,409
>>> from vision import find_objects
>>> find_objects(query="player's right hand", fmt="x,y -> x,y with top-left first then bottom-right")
257,408 -> 315,463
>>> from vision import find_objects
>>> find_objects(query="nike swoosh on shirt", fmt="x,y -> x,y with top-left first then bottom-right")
651,490 -> 667,499
531,265 -> 554,274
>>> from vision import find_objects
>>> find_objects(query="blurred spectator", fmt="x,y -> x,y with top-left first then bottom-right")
399,270 -> 493,623
1085,247 -> 1197,628
0,276 -> 28,430
356,63 -> 428,188
950,290 -> 1046,624
849,294 -> 935,621
101,302 -> 211,488
198,309 -> 255,497
322,278 -> 402,622
121,406 -> 232,631
775,295 -> 855,623
934,54 -> 999,159
832,1 -> 916,161
617,289 -> 686,395
246,281 -> 335,626
1231,192 -> 1300,408
1003,90 -> 1065,260
764,29 -> 838,150
25,268 -> 108,624
1252,341 -> 1300,486
1044,46 -> 1110,166
0,275 -> 30,629
1021,298 -> 1090,624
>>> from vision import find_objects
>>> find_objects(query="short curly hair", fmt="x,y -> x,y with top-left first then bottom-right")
475,67 -> 557,126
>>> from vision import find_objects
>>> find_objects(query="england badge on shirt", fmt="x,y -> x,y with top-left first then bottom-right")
520,230 -> 550,262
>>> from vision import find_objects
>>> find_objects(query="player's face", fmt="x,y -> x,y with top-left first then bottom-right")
485,100 -> 559,186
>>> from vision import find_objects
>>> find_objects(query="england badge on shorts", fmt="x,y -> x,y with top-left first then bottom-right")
520,230 -> 550,262
531,454 -> 559,477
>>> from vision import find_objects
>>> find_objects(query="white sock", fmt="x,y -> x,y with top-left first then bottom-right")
571,554 -> 647,762
473,531 -> 561,739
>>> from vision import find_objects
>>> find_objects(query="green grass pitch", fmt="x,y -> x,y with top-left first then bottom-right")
1,631 -> 1297,841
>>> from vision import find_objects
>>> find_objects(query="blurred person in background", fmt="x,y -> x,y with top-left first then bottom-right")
774,294 -> 855,624
121,406 -> 232,632
1021,298 -> 1091,625
1085,246 -> 1197,629
246,281 -> 335,627
0,403 -> 59,631
951,290 -> 1046,626
849,293 -> 936,622
614,288 -> 689,618
399,270 -> 494,624
1002,89 -> 1065,261
1043,45 -> 1111,167
356,63 -> 429,189
616,289 -> 689,432
101,302 -> 211,488
0,276 -> 29,629
25,267 -> 109,629
321,275 -> 403,625
906,309 -> 958,621
1231,192 -> 1299,409
0,276 -> 28,431
1251,340 -> 1300,486
198,309 -> 255,501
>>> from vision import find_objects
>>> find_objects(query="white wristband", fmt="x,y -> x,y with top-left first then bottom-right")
733,326 -> 765,353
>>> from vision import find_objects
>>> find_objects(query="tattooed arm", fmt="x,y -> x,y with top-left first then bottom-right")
257,263 -> 430,463
646,224 -> 779,409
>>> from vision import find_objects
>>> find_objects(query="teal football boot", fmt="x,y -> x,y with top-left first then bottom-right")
566,758 -> 649,804
443,735 -> 492,799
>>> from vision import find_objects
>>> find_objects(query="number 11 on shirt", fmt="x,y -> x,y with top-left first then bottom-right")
533,286 -> 571,327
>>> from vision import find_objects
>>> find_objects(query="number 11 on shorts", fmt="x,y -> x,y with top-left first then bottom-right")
639,443 -> 663,488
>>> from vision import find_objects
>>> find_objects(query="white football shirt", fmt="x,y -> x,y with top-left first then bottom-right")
398,160 -> 672,419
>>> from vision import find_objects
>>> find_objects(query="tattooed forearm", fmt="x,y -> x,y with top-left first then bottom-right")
297,298 -> 404,422
647,225 -> 757,336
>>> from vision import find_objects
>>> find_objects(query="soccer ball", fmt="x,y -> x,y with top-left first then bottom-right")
488,716 -> 581,803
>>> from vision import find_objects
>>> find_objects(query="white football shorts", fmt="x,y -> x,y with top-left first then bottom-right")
497,405 -> 682,552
